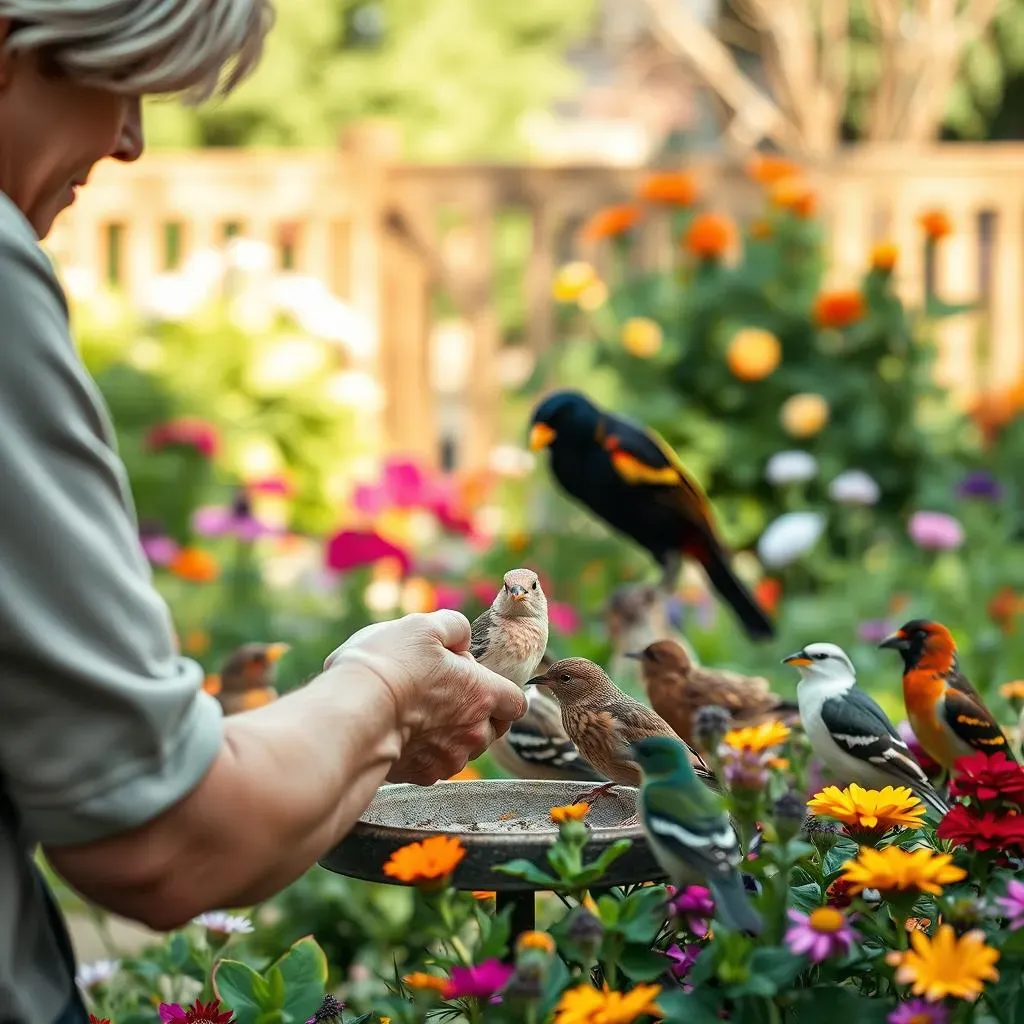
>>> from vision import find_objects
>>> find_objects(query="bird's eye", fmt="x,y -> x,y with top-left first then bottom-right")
532,581 -> 538,590
560,672 -> 572,682
812,652 -> 828,660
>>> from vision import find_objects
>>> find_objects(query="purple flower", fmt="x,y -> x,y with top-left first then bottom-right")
667,885 -> 715,937
888,999 -> 950,1024
140,532 -> 180,566
193,492 -> 277,542
442,959 -> 514,1001
158,1006 -> 186,1024
907,511 -> 964,551
956,471 -> 1003,502
784,907 -> 857,963
665,943 -> 701,980
720,746 -> 770,791
996,879 -> 1024,930
324,529 -> 411,575
857,618 -> 894,645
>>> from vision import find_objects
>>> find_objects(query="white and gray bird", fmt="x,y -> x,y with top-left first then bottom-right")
469,567 -> 549,688
782,642 -> 949,820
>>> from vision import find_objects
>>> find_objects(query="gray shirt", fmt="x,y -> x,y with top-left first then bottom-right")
0,192 -> 224,1023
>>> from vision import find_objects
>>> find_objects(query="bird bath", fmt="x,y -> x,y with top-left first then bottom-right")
319,779 -> 666,936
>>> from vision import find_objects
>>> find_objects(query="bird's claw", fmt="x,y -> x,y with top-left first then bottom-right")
572,781 -> 618,806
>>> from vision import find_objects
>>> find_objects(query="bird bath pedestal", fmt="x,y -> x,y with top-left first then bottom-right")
319,780 -> 666,938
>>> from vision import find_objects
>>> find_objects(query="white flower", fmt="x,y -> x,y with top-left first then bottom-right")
487,445 -> 536,479
757,512 -> 826,568
764,450 -> 818,486
76,959 -> 120,990
193,912 -> 255,935
828,469 -> 881,506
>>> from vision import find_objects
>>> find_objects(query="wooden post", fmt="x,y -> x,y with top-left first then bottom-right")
933,206 -> 981,403
988,197 -> 1024,392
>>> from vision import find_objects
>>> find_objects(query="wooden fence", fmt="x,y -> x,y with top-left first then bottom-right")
45,130 -> 1024,468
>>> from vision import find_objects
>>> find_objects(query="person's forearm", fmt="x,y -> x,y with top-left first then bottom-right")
46,664 -> 403,931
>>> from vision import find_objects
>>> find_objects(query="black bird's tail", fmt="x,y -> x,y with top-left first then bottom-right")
701,552 -> 775,641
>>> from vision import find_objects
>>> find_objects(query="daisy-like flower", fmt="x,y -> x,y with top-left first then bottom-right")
75,959 -> 120,990
159,1000 -> 235,1024
841,846 -> 966,898
382,835 -> 466,887
442,960 -> 515,1000
784,907 -> 857,963
807,783 -> 926,835
89,1017 -> 111,1024
550,802 -> 590,824
192,911 -> 254,935
887,925 -> 999,1002
553,982 -> 662,1024
666,885 -> 715,937
948,750 -> 1024,804
722,720 -> 790,753
995,879 -> 1024,930
888,999 -> 950,1024
938,804 -> 1024,854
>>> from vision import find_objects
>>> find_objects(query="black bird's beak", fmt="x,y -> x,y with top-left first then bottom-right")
878,631 -> 909,651
529,422 -> 556,452
624,650 -> 643,660
509,584 -> 527,601
781,651 -> 812,667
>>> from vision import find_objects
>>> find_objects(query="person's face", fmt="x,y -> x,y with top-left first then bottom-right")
0,20 -> 144,238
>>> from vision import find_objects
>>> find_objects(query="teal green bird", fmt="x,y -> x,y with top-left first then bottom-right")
631,735 -> 763,937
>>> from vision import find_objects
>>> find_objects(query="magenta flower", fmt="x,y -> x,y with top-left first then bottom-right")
145,417 -> 219,458
352,459 -> 433,515
158,1006 -> 186,1024
139,525 -> 180,567
996,879 -> 1024,930
433,584 -> 466,610
667,885 -> 715,936
548,601 -> 581,634
665,943 -> 701,980
193,492 -> 277,542
857,618 -> 894,645
442,959 -> 514,1000
888,1000 -> 950,1024
907,511 -> 964,550
324,529 -> 411,575
784,908 -> 857,963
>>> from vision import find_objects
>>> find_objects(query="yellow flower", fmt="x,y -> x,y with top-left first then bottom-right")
379,1018 -> 391,1024
807,783 -> 926,832
622,317 -> 663,358
550,802 -> 591,824
781,393 -> 829,438
517,930 -> 556,955
383,835 -> 466,885
871,241 -> 899,272
578,279 -> 609,311
553,262 -> 599,303
841,846 -> 966,898
889,925 -> 999,1002
183,629 -> 211,655
403,971 -> 448,994
727,327 -> 781,381
554,982 -> 662,1024
1000,680 -> 1024,701
723,720 -> 791,753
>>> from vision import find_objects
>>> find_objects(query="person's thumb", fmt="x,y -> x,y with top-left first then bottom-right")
423,608 -> 473,653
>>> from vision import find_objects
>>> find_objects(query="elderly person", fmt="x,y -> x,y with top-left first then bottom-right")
0,5 -> 528,1024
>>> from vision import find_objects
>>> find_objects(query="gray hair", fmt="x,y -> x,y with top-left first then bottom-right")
0,0 -> 275,102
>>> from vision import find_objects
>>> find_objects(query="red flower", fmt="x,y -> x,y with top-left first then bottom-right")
825,878 -> 856,909
159,1000 -> 234,1024
145,417 -> 220,458
89,1017 -> 111,1024
949,751 -> 1024,805
937,804 -> 1024,853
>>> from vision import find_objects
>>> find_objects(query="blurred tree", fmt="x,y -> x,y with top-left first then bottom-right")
144,0 -> 595,157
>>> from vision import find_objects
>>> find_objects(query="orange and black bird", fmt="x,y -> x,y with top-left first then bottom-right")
879,619 -> 1017,768
203,641 -> 290,716
529,390 -> 774,640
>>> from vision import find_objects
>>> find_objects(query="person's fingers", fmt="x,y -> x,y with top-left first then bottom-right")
489,716 -> 513,741
424,608 -> 473,653
465,722 -> 497,761
485,677 -> 528,722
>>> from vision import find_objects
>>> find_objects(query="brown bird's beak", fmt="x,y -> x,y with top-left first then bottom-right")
529,422 -> 556,452
527,674 -> 550,688
508,584 -> 527,601
624,650 -> 643,660
781,651 -> 812,667
878,631 -> 909,651
265,642 -> 291,663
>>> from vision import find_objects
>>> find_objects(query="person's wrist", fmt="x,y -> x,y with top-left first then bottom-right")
319,647 -> 410,747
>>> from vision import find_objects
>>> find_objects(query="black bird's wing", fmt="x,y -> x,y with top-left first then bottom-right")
941,683 -> 1016,761
504,720 -> 606,781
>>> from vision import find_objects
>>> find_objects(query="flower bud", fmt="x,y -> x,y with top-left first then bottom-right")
694,705 -> 731,753
773,790 -> 808,843
805,817 -> 841,858
565,906 -> 604,962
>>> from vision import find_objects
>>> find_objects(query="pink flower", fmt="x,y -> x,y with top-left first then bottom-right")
784,908 -> 857,963
158,1006 -> 186,1024
442,959 -> 514,1001
193,493 -> 277,542
996,879 -> 1024,931
667,885 -> 715,936
888,1000 -> 949,1024
548,601 -> 581,634
246,476 -> 293,496
325,530 -> 411,575
433,584 -> 466,610
145,417 -> 219,458
140,532 -> 180,566
665,943 -> 701,980
908,511 -> 964,550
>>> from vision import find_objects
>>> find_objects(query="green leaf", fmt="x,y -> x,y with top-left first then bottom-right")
789,881 -> 822,915
212,960 -> 266,1024
745,948 -> 804,992
585,838 -> 633,876
167,933 -> 192,970
615,886 -> 669,944
789,986 -> 891,1024
618,943 -> 671,982
657,988 -> 723,1024
273,936 -> 328,1024
493,860 -> 559,887
265,966 -> 286,1012
477,905 -> 513,961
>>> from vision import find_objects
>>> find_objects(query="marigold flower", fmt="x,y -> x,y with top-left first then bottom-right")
169,547 -> 220,583
552,262 -> 599,303
1001,680 -> 1024,702
807,783 -> 926,833
871,242 -> 899,272
638,170 -> 700,206
888,925 -> 998,1002
621,317 -> 663,358
747,154 -> 802,185
517,930 -> 556,955
683,211 -> 735,260
936,804 -> 1024,854
948,750 -> 1024,803
550,802 -> 590,824
722,720 -> 790,753
919,209 -> 952,241
781,393 -> 830,438
383,835 -> 466,885
403,972 -> 448,994
580,205 -> 641,243
553,981 -> 662,1024
841,846 -> 966,898
726,327 -> 781,381
770,176 -> 816,217
814,288 -> 866,329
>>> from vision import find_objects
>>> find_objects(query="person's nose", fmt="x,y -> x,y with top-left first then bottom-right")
112,98 -> 144,163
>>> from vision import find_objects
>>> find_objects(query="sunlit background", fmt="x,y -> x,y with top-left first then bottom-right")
54,0 -> 1024,987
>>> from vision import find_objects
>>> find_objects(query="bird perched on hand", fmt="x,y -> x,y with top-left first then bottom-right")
469,567 -> 549,688
782,643 -> 949,819
880,619 -> 1017,768
527,657 -> 716,801
529,389 -> 774,641
632,736 -> 763,936
203,642 -> 290,716
633,639 -> 799,748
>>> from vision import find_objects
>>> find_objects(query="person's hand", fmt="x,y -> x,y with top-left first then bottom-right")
324,610 -> 527,785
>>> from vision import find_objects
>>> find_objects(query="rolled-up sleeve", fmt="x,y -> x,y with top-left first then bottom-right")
0,204 -> 223,846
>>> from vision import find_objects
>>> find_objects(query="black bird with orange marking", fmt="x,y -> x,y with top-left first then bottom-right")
529,389 -> 774,640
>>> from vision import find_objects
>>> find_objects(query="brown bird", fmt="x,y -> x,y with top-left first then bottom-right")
631,639 -> 799,748
203,641 -> 290,716
528,656 -> 716,806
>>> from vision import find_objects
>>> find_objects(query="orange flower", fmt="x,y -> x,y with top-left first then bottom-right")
1000,680 -> 1024,702
403,972 -> 448,994
727,327 -> 781,381
988,586 -> 1024,634
580,204 -> 641,243
184,629 -> 211,655
770,176 -> 816,217
919,209 -> 952,240
550,802 -> 590,824
781,393 -> 830,437
169,547 -> 219,583
747,153 -> 802,185
754,577 -> 782,616
383,835 -> 466,885
814,288 -> 866,329
448,764 -> 481,781
472,890 -> 496,901
749,218 -> 773,240
517,930 -> 556,955
684,212 -> 735,260
638,170 -> 700,206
